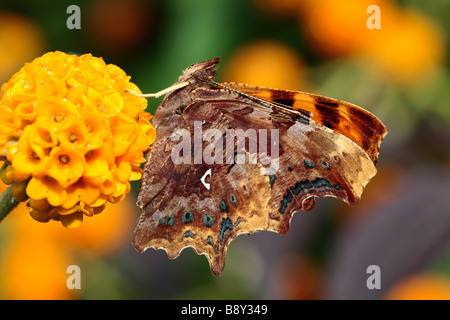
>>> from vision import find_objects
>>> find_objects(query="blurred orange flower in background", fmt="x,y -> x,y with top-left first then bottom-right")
1,234 -> 74,300
362,8 -> 445,84
385,273 -> 450,300
222,40 -> 309,91
298,0 -> 392,57
0,181 -> 136,299
251,0 -> 446,86
296,0 -> 446,84
0,11 -> 45,84
85,0 -> 153,54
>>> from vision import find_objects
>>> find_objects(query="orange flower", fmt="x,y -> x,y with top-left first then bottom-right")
0,180 -> 136,299
222,40 -> 309,91
46,144 -> 86,188
362,9 -> 445,84
385,273 -> 450,300
0,235 -> 75,300
296,0 -> 445,84
0,12 -> 45,84
26,175 -> 67,208
11,126 -> 49,178
298,0 -> 392,57
0,51 -> 156,227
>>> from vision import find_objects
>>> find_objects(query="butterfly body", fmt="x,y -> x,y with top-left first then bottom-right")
134,57 -> 387,275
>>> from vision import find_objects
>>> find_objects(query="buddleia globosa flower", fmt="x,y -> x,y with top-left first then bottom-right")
0,51 -> 156,228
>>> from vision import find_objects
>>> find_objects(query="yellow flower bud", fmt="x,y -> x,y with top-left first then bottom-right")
11,180 -> 28,202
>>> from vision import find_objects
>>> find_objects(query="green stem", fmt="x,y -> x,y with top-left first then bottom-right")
0,185 -> 19,223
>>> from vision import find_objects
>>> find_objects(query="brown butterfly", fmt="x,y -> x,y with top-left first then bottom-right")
132,57 -> 387,275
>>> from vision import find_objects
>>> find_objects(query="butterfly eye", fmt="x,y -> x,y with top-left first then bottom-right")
333,155 -> 340,162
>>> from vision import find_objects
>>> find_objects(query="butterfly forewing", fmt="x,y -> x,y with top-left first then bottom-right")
220,82 -> 387,165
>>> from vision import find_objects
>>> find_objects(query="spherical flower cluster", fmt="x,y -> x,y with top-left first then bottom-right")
0,51 -> 155,228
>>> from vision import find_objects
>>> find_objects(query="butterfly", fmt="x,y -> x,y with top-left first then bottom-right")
132,57 -> 387,275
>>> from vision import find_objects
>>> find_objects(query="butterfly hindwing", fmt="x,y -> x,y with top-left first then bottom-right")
134,99 -> 275,274
134,71 -> 383,275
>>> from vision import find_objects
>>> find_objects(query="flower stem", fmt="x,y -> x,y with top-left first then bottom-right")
0,185 -> 19,222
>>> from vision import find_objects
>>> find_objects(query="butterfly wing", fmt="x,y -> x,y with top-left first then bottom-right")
220,82 -> 388,165
134,96 -> 276,274
134,85 -> 382,275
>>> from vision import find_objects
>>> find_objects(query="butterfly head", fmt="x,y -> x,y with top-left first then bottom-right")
179,57 -> 220,84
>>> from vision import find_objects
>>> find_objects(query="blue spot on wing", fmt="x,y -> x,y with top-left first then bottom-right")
304,159 -> 315,169
203,214 -> 214,227
159,214 -> 174,226
280,177 -> 337,214
312,178 -> 332,188
183,230 -> 195,238
230,194 -> 237,207
292,180 -> 313,195
280,191 -> 293,214
182,211 -> 194,224
220,200 -> 228,213
268,174 -> 276,188
219,217 -> 233,242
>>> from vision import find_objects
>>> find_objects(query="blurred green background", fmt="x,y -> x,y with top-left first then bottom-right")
0,0 -> 450,299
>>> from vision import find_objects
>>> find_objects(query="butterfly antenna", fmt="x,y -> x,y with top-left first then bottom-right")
126,81 -> 190,99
